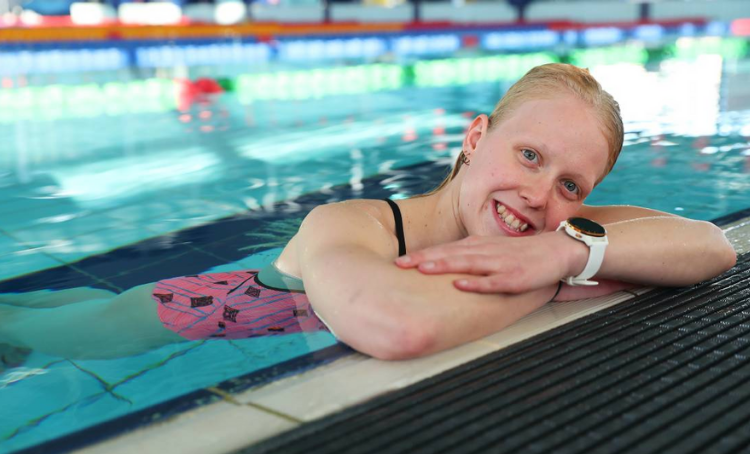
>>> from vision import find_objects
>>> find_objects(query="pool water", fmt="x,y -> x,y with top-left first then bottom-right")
1,37 -> 749,453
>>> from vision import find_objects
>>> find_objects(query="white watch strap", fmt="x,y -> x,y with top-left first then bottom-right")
558,220 -> 608,286
564,241 -> 606,286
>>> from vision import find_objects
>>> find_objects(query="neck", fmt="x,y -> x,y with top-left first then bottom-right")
400,181 -> 467,251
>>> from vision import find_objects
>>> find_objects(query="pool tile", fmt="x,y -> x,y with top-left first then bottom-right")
113,335 -> 336,411
1,361 -> 105,445
235,340 -> 498,422
0,210 -> 77,237
0,246 -> 63,282
5,212 -> 155,260
188,215 -> 303,263
23,226 -> 159,266
98,249 -> 225,288
107,194 -> 235,228
158,217 -> 259,247
200,247 -> 282,273
1,393 -> 130,454
187,232 -> 257,262
73,401 -> 296,454
70,341 -> 202,387
7,350 -> 64,372
0,264 -> 103,293
131,196 -> 241,236
102,199 -> 176,224
0,189 -> 82,222
106,343 -> 250,412
69,237 -> 202,280
190,232 -> 271,263
150,204 -> 298,248
8,213 -> 117,240
0,233 -> 22,255
4,197 -> 252,274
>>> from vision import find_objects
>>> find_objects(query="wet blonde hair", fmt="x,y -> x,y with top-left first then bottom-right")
424,63 -> 623,195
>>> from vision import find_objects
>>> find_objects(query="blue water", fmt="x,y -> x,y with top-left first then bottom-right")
1,37 -> 750,452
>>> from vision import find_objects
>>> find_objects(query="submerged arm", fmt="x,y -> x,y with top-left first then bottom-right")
296,202 -> 557,360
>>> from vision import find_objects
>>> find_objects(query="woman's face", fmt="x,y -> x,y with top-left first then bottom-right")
459,93 -> 610,237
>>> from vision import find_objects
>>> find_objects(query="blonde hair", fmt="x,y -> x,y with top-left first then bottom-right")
422,63 -> 623,196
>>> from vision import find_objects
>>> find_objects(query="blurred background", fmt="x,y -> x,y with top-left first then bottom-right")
1,1 -> 750,452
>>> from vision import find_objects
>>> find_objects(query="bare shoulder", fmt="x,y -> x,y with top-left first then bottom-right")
576,204 -> 678,225
275,199 -> 397,277
298,199 -> 399,258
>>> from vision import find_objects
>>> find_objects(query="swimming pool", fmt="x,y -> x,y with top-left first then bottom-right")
1,35 -> 749,453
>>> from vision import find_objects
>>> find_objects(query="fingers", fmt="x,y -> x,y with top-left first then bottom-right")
454,275 -> 529,294
394,246 -> 467,269
399,254 -> 501,275
394,241 -> 491,270
394,254 -> 418,268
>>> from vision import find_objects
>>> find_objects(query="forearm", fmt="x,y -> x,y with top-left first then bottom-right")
305,245 -> 556,360
566,217 -> 736,287
395,270 -> 557,357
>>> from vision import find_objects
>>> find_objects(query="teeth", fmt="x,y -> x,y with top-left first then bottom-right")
495,202 -> 530,233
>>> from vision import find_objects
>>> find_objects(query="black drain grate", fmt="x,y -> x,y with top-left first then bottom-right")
241,251 -> 750,454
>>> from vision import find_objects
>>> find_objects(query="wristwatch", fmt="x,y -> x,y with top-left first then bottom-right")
557,217 -> 608,286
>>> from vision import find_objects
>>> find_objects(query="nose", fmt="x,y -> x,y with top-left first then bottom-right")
519,175 -> 554,210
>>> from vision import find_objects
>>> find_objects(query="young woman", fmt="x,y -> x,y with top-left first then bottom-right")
0,64 -> 736,362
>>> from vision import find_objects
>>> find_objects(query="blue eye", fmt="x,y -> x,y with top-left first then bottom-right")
522,149 -> 538,162
563,181 -> 580,194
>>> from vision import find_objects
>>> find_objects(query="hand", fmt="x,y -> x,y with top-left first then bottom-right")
394,232 -> 588,294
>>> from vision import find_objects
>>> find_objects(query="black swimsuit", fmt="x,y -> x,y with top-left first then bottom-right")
383,198 -> 407,257
256,198 -> 407,291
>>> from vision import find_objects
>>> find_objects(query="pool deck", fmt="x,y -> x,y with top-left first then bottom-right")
69,210 -> 750,454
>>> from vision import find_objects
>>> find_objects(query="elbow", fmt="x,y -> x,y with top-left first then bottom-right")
698,227 -> 737,281
365,313 -> 438,361
720,246 -> 737,273
705,222 -> 737,277
337,291 -> 439,361
693,221 -> 737,274
387,326 -> 436,361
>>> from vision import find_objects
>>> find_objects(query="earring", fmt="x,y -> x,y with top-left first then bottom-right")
460,150 -> 471,166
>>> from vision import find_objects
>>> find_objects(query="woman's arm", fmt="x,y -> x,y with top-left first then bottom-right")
395,205 -> 736,296
576,205 -> 737,286
295,202 -> 557,360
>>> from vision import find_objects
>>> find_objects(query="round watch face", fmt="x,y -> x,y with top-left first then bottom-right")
567,217 -> 606,237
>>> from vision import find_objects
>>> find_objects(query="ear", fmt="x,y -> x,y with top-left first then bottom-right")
461,114 -> 489,159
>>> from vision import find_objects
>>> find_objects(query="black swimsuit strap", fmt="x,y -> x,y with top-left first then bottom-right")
383,198 -> 407,257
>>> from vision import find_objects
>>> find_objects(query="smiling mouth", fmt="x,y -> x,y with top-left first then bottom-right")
495,201 -> 531,233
